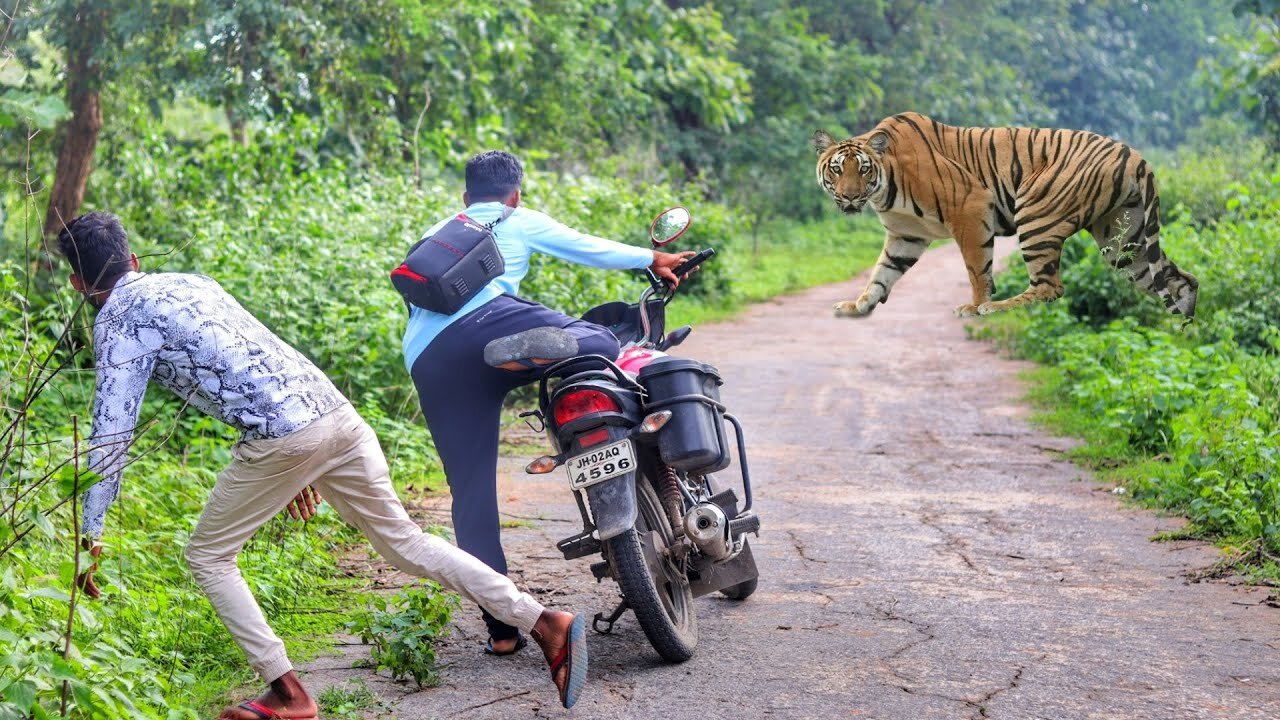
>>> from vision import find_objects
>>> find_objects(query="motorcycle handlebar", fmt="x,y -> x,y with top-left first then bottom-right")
669,248 -> 715,285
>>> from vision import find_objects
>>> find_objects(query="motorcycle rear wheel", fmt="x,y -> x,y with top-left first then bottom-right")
604,476 -> 698,662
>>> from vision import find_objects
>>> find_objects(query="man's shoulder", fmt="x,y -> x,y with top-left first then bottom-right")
108,272 -> 231,319
506,207 -> 570,238
137,271 -> 227,298
512,206 -> 553,223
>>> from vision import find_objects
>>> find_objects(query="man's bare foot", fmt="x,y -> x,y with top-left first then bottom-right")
486,634 -> 526,654
530,610 -> 575,694
217,671 -> 318,719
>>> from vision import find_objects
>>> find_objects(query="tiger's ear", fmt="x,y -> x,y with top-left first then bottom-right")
868,131 -> 890,155
812,130 -> 836,155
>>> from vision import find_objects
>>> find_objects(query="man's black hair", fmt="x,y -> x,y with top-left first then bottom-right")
56,212 -> 133,288
465,150 -> 523,201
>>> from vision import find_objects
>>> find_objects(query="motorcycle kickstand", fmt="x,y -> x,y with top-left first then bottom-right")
593,599 -> 629,635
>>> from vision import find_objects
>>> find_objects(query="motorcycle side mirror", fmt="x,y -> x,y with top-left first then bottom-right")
649,206 -> 692,247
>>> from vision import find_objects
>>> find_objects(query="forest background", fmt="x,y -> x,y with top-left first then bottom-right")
2,1 -> 1280,716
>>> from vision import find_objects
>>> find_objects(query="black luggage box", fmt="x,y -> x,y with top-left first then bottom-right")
638,357 -> 730,474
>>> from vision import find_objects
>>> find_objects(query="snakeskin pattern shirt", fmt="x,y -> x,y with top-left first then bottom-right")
82,271 -> 346,538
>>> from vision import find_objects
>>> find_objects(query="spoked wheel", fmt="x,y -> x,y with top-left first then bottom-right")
604,476 -> 697,662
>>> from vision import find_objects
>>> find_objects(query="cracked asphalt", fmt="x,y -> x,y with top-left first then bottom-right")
304,241 -> 1280,719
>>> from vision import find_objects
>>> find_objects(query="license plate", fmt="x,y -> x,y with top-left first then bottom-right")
566,439 -> 636,490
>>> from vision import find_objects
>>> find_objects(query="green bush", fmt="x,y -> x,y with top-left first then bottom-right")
1150,138 -> 1274,227
1163,192 -> 1280,353
1051,321 -> 1233,453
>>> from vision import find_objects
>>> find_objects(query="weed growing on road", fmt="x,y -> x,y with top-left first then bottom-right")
346,583 -> 459,688
317,680 -> 386,718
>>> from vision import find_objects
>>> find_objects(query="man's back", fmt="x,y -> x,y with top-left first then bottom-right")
92,271 -> 345,443
84,271 -> 347,537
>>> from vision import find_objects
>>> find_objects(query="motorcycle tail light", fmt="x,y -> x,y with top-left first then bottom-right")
553,389 -> 620,426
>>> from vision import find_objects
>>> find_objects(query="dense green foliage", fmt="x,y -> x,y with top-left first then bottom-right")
3,0 -> 1263,224
3,0 -> 1279,717
976,146 -> 1280,564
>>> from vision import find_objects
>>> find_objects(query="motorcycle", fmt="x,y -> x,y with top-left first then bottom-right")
521,207 -> 761,663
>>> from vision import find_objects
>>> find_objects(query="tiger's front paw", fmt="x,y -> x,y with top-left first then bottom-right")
976,301 -> 1007,316
953,303 -> 979,318
834,300 -> 874,318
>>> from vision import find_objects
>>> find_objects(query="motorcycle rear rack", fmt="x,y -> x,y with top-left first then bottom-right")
538,354 -> 646,411
723,412 -> 755,515
641,393 -> 756,516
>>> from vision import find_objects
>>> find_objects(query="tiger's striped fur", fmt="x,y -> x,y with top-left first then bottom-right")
812,112 -> 1198,319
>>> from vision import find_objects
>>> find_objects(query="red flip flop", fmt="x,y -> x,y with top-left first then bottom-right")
232,700 -> 318,720
548,613 -> 589,708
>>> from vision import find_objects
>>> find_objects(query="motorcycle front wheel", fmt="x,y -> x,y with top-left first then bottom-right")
604,475 -> 698,662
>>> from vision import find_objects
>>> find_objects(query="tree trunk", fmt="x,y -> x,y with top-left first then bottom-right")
42,3 -> 106,241
226,103 -> 247,146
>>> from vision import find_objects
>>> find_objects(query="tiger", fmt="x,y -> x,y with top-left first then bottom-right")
812,112 -> 1198,320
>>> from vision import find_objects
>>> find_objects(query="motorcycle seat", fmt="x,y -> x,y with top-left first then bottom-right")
581,299 -> 665,346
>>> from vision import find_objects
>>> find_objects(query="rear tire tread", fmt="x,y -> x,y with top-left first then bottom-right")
604,480 -> 697,663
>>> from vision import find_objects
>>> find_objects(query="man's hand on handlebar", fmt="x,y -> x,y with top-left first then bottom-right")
650,250 -> 698,287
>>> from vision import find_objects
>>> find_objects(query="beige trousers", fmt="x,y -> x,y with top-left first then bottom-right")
184,403 -> 546,682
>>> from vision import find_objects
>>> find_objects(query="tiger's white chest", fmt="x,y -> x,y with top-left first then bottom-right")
875,207 -> 951,240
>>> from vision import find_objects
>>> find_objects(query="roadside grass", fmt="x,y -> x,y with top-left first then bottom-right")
192,573 -> 374,715
972,310 -> 1280,586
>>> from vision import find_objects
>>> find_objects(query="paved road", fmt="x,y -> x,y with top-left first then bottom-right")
305,241 -> 1280,719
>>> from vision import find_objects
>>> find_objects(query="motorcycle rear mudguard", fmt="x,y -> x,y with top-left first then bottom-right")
584,472 -> 638,541
688,541 -> 758,597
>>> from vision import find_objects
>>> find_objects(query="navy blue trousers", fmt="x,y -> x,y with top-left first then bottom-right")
410,294 -> 619,640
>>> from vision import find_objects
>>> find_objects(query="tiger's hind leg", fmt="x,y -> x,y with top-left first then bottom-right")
1089,174 -> 1199,318
975,218 -> 1073,315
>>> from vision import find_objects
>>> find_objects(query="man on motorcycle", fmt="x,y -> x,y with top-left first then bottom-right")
404,150 -> 692,654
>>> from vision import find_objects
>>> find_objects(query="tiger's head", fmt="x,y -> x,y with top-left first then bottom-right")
812,129 -> 890,215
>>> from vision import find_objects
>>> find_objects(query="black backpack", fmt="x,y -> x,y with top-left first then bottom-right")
390,206 -> 513,314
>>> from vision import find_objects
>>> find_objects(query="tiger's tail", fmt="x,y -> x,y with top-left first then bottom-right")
1090,160 -> 1198,318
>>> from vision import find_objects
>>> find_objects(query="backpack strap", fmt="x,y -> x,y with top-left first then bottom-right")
485,205 -> 516,231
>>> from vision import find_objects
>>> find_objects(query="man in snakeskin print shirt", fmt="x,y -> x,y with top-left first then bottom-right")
59,212 -> 593,716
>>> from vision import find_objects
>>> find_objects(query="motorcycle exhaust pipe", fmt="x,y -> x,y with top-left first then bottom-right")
683,502 -> 732,561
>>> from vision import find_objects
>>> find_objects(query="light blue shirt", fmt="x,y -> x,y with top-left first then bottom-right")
401,201 -> 655,369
